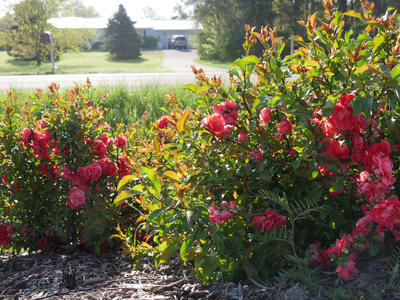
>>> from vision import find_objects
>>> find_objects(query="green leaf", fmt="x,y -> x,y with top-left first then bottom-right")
344,10 -> 364,20
117,175 -> 138,192
319,207 -> 331,220
213,233 -> 224,253
361,97 -> 374,120
201,259 -> 214,281
373,35 -> 385,53
326,164 -> 339,172
182,84 -> 197,92
258,172 -> 271,181
390,64 -> 400,80
163,170 -> 182,183
352,95 -> 363,116
147,208 -> 164,221
386,118 -> 396,134
240,55 -> 261,65
242,263 -> 257,279
196,85 -> 209,94
330,178 -> 344,192
114,190 -> 135,206
355,64 -> 381,74
177,109 -> 191,133
221,164 -> 233,179
292,158 -> 301,171
180,236 -> 193,262
309,157 -> 319,172
320,108 -> 335,117
356,34 -> 371,42
290,35 -> 307,47
244,163 -> 252,176
140,166 -> 161,196
304,60 -> 319,67
159,243 -> 178,264
307,187 -> 324,202
269,95 -> 292,107
232,59 -> 246,70
345,29 -> 353,43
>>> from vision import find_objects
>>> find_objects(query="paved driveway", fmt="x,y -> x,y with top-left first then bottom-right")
161,49 -> 228,74
0,50 -> 230,92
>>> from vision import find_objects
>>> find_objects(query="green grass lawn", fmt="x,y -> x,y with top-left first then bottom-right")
194,58 -> 234,70
0,50 -> 169,75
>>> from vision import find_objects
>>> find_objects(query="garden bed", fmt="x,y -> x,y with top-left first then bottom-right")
0,246 -> 398,300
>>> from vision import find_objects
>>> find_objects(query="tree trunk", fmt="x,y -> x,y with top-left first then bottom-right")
340,0 -> 347,12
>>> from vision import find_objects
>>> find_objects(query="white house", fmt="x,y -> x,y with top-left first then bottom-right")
47,17 -> 204,49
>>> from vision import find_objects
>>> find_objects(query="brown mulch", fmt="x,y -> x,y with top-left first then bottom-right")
0,245 -> 399,300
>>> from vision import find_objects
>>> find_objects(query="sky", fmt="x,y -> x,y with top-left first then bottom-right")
0,0 -> 184,20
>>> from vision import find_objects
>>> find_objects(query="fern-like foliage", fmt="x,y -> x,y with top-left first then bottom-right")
275,254 -> 326,297
387,246 -> 400,288
259,189 -> 323,222
258,189 -> 324,271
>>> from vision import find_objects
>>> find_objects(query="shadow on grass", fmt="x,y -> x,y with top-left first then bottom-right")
105,57 -> 150,64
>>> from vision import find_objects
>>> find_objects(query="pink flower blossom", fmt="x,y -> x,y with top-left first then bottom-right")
259,108 -> 271,126
252,215 -> 266,227
118,157 -> 131,178
221,211 -> 232,221
7,226 -> 14,234
252,150 -> 263,162
336,261 -> 359,281
277,118 -> 293,135
67,187 -> 86,210
100,135 -> 111,145
38,236 -> 54,252
220,201 -> 228,207
22,128 -> 32,146
101,123 -> 110,131
157,116 -> 170,129
115,136 -> 127,148
369,200 -> 400,240
253,210 -> 287,233
97,158 -> 118,177
238,131 -> 248,142
309,241 -> 330,269
22,226 -> 29,234
208,204 -> 222,224
83,164 -> 102,182
0,224 -> 12,247
93,141 -> 107,158
201,114 -> 226,136
229,201 -> 236,210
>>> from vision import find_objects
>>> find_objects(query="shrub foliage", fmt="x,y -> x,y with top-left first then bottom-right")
1,0 -> 400,291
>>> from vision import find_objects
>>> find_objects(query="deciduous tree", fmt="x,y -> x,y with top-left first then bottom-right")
4,0 -> 94,65
61,0 -> 101,17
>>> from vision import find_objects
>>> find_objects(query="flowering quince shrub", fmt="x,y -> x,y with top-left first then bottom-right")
0,81 -> 143,256
115,0 -> 400,283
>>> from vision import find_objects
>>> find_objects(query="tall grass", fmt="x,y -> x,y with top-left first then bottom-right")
1,83 -> 198,128
94,83 -> 197,127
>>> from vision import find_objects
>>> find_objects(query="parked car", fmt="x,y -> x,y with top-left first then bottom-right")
171,35 -> 187,49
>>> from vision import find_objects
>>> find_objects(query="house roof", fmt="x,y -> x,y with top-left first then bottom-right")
47,17 -> 204,31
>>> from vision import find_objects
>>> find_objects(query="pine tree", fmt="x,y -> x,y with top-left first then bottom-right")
103,4 -> 143,59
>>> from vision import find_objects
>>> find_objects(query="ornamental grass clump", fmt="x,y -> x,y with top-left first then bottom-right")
115,0 -> 400,284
